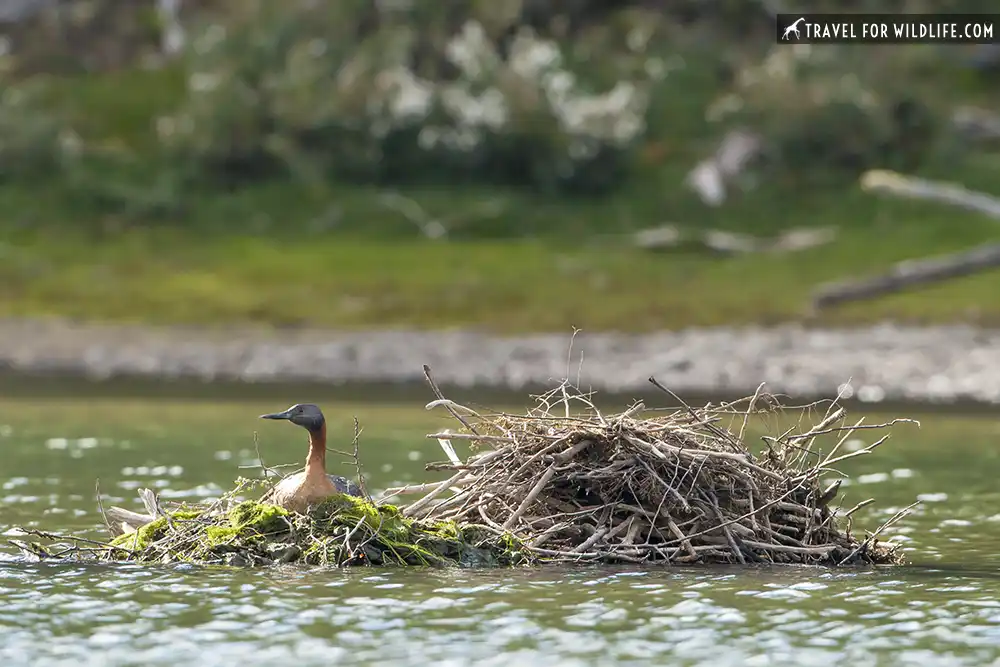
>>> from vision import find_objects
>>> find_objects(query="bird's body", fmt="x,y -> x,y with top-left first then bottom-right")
264,471 -> 362,514
258,403 -> 362,513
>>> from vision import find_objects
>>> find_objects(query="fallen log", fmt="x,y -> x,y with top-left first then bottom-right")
812,170 -> 1000,309
633,225 -> 837,254
813,242 -> 1000,310
859,169 -> 1000,221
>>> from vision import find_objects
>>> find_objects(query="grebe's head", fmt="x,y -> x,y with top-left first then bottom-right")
259,403 -> 325,433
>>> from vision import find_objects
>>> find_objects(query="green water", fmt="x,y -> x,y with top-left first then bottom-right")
2,397 -> 1000,667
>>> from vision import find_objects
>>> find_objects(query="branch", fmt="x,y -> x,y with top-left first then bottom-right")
812,242 -> 1000,309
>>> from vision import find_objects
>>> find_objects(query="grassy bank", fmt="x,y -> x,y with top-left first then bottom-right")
2,23 -> 999,333
2,189 -> 999,333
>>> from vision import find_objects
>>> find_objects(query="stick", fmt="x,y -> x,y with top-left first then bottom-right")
423,365 -> 480,435
11,527 -> 114,549
379,481 -> 449,499
436,437 -> 462,467
426,432 -> 517,443
737,382 -> 767,444
837,500 -> 919,565
251,431 -> 282,481
648,376 -> 742,451
502,465 -> 557,530
861,169 -> 1000,220
95,479 -> 112,535
401,470 -> 471,517
813,242 -> 1000,309
843,498 -> 875,516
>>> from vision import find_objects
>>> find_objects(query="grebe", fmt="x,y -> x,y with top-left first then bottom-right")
258,403 -> 363,513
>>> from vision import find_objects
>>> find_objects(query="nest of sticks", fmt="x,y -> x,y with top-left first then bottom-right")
391,374 -> 917,567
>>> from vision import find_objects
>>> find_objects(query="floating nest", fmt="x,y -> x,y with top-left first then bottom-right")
90,483 -> 527,568
11,375 -> 917,569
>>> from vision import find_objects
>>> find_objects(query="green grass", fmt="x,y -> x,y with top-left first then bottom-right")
2,197 -> 999,332
2,59 -> 999,333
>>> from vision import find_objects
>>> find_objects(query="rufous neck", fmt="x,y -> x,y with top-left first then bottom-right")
306,422 -> 327,473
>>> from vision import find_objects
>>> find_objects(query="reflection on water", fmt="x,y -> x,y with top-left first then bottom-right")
0,398 -> 999,666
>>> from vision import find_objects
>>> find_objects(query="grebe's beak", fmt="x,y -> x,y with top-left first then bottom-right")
259,408 -> 293,420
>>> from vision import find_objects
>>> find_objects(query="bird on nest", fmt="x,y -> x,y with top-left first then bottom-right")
104,403 -> 362,536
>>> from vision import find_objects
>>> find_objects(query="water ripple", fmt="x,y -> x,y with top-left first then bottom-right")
0,563 -> 996,667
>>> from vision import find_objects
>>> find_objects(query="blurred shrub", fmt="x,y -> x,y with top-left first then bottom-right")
0,0 -> 980,216
156,0 -> 656,194
0,80 -> 79,180
0,0 -> 166,74
707,44 -> 941,183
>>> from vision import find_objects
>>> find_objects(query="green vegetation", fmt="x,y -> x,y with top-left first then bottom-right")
1,1 -> 999,331
99,480 -> 529,567
4,212 -> 1000,332
110,516 -> 167,550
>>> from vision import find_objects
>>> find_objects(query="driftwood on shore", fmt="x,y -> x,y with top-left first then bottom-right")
812,170 -> 1000,310
633,224 -> 837,255
859,169 -> 1000,224
813,242 -> 1000,309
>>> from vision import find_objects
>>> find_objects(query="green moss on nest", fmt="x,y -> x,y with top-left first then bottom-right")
227,500 -> 290,532
205,501 -> 292,545
97,482 -> 529,569
109,517 -> 168,550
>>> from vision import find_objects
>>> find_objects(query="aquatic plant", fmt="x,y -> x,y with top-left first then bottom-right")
11,374 -> 915,569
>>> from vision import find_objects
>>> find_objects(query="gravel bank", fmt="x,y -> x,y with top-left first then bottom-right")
2,318 -> 1000,405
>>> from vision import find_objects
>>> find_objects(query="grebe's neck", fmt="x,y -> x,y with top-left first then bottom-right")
305,421 -> 327,475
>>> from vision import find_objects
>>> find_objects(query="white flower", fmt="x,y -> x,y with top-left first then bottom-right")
549,81 -> 647,144
439,125 -> 481,152
371,67 -> 434,123
58,130 -> 83,157
188,72 -> 220,93
155,116 -> 176,139
193,23 -> 227,56
307,39 -> 327,58
441,84 -> 509,130
418,126 -> 442,150
508,30 -> 561,80
445,21 -> 499,80
543,71 -> 575,103
644,57 -> 666,81
478,87 -> 508,129
627,27 -> 652,52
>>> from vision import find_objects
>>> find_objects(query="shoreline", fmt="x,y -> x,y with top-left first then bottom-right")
2,318 -> 1000,406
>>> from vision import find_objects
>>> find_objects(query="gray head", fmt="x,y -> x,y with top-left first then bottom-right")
259,403 -> 326,433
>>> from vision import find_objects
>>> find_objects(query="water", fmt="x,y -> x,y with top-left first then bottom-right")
1,397 -> 1000,666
